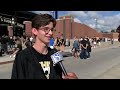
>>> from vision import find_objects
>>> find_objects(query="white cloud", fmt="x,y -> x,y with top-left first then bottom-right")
88,24 -> 95,28
87,11 -> 100,18
30,11 -> 51,14
67,11 -> 87,18
74,18 -> 82,23
30,11 -> 120,32
80,11 -> 120,32
97,19 -> 105,25
98,13 -> 120,32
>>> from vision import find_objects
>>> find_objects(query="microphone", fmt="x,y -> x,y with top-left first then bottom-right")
51,52 -> 68,76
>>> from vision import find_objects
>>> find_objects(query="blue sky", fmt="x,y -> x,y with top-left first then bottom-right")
31,11 -> 120,32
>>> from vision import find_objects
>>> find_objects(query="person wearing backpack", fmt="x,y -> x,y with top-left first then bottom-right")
72,37 -> 80,58
80,37 -> 88,59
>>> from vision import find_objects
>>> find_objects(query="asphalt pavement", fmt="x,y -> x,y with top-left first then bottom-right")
0,41 -> 120,79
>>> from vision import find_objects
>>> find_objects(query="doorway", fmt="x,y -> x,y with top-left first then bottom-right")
0,25 -> 8,37
13,26 -> 24,37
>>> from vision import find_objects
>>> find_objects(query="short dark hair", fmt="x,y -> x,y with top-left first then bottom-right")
32,14 -> 56,29
117,25 -> 120,42
116,25 -> 120,33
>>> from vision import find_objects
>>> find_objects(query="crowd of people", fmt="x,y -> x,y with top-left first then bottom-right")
49,33 -> 71,52
0,35 -> 35,57
71,36 -> 102,59
0,13 -> 117,79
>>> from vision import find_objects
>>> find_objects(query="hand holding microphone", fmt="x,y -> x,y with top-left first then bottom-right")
51,51 -> 78,79
51,51 -> 68,76
62,72 -> 78,79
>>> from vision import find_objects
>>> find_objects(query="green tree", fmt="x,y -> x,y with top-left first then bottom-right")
111,29 -> 116,32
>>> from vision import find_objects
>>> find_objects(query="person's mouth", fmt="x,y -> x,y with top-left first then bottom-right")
46,36 -> 51,39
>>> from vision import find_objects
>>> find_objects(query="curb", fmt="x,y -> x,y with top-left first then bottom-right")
0,60 -> 14,65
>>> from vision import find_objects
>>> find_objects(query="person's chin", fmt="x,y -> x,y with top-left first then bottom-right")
44,38 -> 50,43
44,40 -> 50,44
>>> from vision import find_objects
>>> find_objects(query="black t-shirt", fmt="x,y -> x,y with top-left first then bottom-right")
80,40 -> 88,49
31,47 -> 53,79
11,46 -> 62,79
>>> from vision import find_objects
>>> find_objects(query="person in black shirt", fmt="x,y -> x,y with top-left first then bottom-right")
86,38 -> 91,58
11,14 -> 78,79
10,37 -> 22,58
80,38 -> 88,59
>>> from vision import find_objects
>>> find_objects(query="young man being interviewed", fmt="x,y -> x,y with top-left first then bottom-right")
11,14 -> 78,79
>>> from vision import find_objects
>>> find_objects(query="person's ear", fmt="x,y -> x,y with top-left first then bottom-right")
32,28 -> 38,36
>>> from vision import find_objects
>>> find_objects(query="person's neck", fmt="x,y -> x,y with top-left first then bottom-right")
33,41 -> 48,55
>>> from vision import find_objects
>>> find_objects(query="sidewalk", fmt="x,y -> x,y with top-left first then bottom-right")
0,55 -> 14,65
64,41 -> 120,53
0,41 -> 119,65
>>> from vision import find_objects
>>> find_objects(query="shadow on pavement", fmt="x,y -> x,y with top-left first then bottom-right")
60,51 -> 73,57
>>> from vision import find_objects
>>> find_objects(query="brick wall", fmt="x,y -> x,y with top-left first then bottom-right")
53,19 -> 64,38
23,21 -> 32,37
21,15 -> 118,41
113,33 -> 119,39
8,26 -> 13,37
53,15 -> 102,39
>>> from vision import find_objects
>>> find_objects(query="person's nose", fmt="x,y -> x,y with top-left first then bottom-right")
48,30 -> 53,35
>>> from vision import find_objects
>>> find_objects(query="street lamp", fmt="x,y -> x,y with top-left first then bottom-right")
11,11 -> 17,36
94,18 -> 97,29
94,18 -> 101,32
11,17 -> 15,36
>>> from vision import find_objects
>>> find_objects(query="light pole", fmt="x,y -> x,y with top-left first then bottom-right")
12,11 -> 17,36
94,18 -> 97,29
50,11 -> 58,19
11,17 -> 15,36
54,11 -> 58,19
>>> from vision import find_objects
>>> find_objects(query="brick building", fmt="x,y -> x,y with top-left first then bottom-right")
0,12 -> 118,41
102,32 -> 119,41
53,15 -> 102,39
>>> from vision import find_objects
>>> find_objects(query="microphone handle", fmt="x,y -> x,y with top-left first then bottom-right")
59,62 -> 68,76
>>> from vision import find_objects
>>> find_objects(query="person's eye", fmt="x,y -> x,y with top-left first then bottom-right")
43,27 -> 48,31
51,28 -> 54,31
